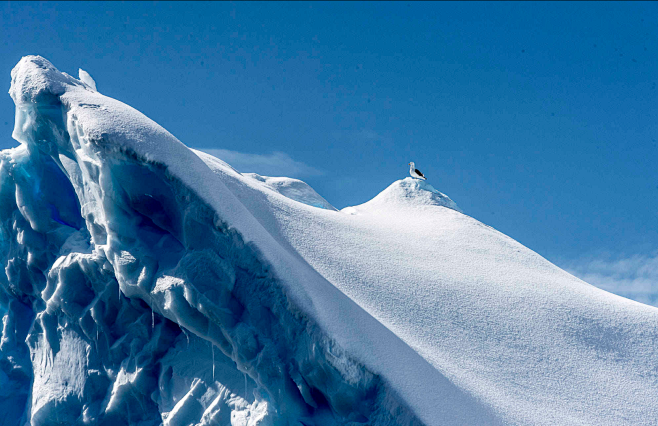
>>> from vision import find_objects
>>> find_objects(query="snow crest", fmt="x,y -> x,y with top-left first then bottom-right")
0,56 -> 421,426
243,174 -> 336,211
342,177 -> 461,215
78,69 -> 97,92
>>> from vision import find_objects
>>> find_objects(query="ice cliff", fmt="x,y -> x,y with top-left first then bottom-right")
1,56 -> 658,426
0,56 -> 420,426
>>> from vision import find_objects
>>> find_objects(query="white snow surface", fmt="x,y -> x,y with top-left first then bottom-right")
341,177 -> 460,214
2,56 -> 658,425
242,173 -> 337,211
78,69 -> 96,92
196,155 -> 658,426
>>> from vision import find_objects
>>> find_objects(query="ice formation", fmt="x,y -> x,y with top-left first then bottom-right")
77,69 -> 96,92
1,56 -> 657,426
242,174 -> 336,211
0,56 -> 420,426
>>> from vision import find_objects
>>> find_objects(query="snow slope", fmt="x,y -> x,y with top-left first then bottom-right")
196,157 -> 658,426
1,56 -> 657,426
242,174 -> 336,211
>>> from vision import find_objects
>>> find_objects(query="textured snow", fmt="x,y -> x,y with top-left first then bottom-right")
1,55 -> 657,426
198,155 -> 658,426
341,177 -> 460,215
0,55 -> 425,425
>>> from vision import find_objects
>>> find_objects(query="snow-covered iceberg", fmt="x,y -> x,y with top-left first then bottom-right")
1,56 -> 657,426
241,174 -> 336,211
341,177 -> 460,215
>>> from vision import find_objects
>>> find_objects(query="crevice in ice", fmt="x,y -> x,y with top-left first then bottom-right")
0,62 -> 422,425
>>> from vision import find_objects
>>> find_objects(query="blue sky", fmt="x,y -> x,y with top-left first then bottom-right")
0,2 -> 656,303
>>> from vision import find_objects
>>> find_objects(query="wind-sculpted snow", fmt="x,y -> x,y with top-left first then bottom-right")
2,55 -> 658,426
195,125 -> 658,423
0,56 -> 429,425
341,178 -> 461,215
242,174 -> 336,211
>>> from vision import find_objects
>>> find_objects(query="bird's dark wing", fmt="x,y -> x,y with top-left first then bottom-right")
415,169 -> 425,178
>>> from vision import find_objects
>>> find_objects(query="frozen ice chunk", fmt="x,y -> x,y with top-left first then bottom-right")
78,68 -> 97,91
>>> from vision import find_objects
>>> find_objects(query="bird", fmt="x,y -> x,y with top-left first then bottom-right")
408,162 -> 426,180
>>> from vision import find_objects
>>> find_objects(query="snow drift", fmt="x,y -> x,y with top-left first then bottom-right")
242,174 -> 336,211
0,56 -> 657,426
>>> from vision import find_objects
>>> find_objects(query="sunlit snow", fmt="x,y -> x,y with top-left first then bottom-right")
0,56 -> 657,426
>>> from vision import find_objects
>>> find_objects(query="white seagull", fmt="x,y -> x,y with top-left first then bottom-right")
408,162 -> 426,180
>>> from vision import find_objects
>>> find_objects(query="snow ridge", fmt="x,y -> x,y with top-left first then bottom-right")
243,173 -> 337,211
0,56 -> 423,425
3,55 -> 658,426
346,177 -> 461,214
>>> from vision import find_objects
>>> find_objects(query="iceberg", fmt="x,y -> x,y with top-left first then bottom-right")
0,56 -> 657,426
242,174 -> 336,211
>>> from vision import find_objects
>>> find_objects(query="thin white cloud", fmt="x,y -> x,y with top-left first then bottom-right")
331,129 -> 393,144
198,148 -> 324,178
565,252 -> 658,307
358,129 -> 390,142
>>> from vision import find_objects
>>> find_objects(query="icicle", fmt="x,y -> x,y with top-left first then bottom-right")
149,294 -> 157,331
211,343 -> 215,383
244,372 -> 248,398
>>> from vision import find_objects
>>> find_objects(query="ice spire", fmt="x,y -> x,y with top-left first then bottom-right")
78,68 -> 97,91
